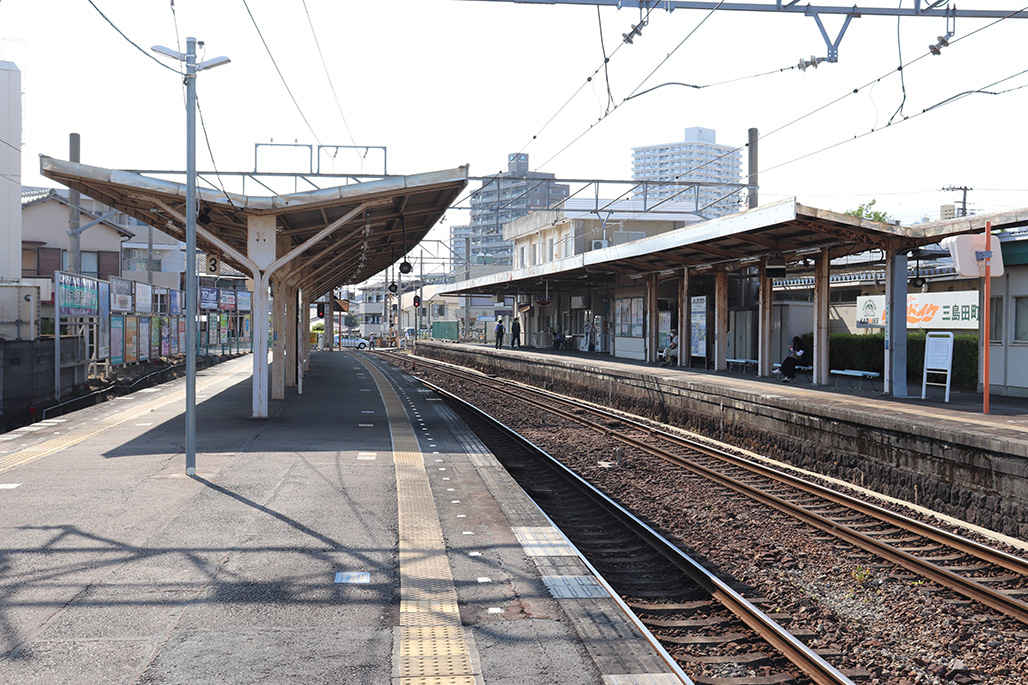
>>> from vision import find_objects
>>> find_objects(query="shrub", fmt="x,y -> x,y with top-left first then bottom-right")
824,331 -> 978,389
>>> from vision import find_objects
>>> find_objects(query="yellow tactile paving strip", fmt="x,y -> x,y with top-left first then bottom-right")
360,358 -> 479,685
0,357 -> 251,476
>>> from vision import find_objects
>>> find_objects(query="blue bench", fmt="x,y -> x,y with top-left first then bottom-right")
831,369 -> 880,391
727,358 -> 758,374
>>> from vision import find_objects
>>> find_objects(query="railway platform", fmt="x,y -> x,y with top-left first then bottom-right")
0,352 -> 683,684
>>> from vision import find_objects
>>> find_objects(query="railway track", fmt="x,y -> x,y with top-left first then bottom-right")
386,351 -> 1028,628
425,374 -> 855,685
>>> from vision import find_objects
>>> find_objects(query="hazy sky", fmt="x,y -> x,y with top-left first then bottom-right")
4,0 -> 1028,259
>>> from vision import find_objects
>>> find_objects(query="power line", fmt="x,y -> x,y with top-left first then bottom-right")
87,0 -> 179,73
196,93 -> 239,210
453,6 -> 659,210
300,0 -> 361,165
240,0 -> 323,147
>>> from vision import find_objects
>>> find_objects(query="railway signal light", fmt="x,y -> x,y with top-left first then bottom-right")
413,295 -> 421,307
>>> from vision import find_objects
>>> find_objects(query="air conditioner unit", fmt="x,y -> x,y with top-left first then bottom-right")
591,240 -> 608,250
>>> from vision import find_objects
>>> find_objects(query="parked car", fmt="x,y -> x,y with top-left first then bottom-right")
337,336 -> 370,349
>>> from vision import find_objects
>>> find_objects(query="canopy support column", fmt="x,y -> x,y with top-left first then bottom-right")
647,274 -> 659,363
678,268 -> 689,367
285,280 -> 298,388
812,248 -> 830,385
714,270 -> 728,371
886,249 -> 909,396
758,260 -> 773,377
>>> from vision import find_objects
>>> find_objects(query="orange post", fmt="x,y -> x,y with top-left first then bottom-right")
983,221 -> 992,414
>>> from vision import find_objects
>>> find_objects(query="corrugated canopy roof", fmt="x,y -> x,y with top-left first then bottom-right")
40,156 -> 468,297
444,198 -> 1028,294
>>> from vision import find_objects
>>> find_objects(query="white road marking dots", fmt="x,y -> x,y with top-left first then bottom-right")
476,578 -> 491,583
359,424 -> 374,427
487,608 -> 502,614
335,572 -> 370,584
0,483 -> 22,489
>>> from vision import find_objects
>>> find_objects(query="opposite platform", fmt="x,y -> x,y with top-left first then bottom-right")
0,351 -> 682,684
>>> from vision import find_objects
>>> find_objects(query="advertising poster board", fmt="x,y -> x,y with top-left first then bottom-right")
97,280 -> 111,359
220,314 -> 229,344
200,286 -> 219,310
169,290 -> 182,316
135,282 -> 153,315
110,316 -> 125,365
124,316 -> 138,364
690,295 -> 707,357
110,276 -> 133,312
151,316 -> 162,359
236,291 -> 252,312
161,318 -> 171,356
219,289 -> 236,311
242,315 -> 251,343
178,319 -> 186,353
56,271 -> 99,317
138,318 -> 151,361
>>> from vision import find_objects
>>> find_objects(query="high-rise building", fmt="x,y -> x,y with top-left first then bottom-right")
450,153 -> 569,266
631,127 -> 742,218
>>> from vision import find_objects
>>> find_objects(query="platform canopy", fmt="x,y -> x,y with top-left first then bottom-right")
41,154 -> 468,419
444,198 -> 1028,294
40,155 -> 468,297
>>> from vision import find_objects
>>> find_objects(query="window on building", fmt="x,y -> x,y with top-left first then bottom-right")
615,297 -> 644,337
1011,297 -> 1028,342
547,238 -> 554,262
61,250 -> 99,278
992,297 -> 1005,342
432,304 -> 445,317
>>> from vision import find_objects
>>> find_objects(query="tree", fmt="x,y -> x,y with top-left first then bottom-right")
845,199 -> 891,223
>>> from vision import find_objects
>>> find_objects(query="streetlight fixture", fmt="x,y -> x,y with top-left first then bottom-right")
151,37 -> 230,476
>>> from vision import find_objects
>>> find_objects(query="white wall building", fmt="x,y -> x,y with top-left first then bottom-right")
631,127 -> 742,218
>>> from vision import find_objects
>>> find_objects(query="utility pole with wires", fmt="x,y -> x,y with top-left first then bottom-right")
943,186 -> 972,217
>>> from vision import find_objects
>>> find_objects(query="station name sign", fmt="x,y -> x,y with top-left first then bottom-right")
857,291 -> 979,330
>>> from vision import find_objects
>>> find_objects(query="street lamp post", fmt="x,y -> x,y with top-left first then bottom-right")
152,37 -> 230,476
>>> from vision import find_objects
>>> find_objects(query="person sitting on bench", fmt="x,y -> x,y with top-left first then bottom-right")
659,329 -> 679,365
774,335 -> 808,383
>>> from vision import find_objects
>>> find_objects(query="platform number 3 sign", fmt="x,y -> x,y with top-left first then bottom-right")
206,254 -> 220,275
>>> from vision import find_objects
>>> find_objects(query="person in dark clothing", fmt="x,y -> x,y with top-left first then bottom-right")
494,319 -> 505,349
775,335 -> 809,382
510,318 -> 521,348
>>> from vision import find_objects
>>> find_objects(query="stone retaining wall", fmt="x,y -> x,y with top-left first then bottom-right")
416,341 -> 1028,540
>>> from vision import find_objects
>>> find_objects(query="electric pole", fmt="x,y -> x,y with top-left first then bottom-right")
943,186 -> 972,217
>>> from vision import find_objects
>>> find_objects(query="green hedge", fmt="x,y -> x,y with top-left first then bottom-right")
813,331 -> 979,389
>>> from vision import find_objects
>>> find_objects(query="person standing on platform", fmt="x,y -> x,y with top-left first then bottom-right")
510,318 -> 521,349
494,319 -> 505,350
775,335 -> 808,382
369,332 -> 376,349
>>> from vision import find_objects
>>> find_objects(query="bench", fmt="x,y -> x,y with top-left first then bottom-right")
727,358 -> 758,374
831,369 -> 880,391
773,362 -> 812,381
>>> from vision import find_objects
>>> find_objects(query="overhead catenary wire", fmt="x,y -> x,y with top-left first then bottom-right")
761,66 -> 1028,178
241,0 -> 323,147
536,1 -> 1028,209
